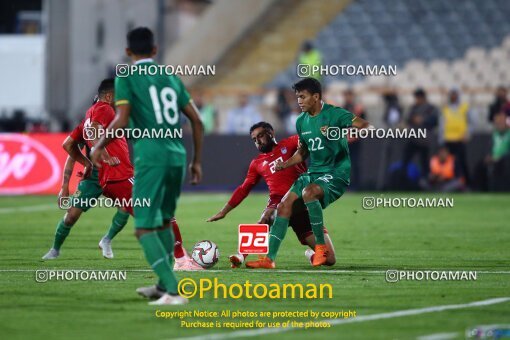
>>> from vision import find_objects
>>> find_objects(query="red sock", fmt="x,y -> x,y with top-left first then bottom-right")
171,218 -> 185,259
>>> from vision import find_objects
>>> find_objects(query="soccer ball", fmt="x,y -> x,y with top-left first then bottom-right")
191,240 -> 219,269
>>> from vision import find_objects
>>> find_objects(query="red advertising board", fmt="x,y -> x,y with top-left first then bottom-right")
0,133 -> 82,195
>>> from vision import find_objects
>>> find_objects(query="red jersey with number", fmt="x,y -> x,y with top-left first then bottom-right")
228,135 -> 307,209
69,101 -> 133,187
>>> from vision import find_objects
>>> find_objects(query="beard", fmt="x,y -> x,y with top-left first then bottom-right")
259,141 -> 275,153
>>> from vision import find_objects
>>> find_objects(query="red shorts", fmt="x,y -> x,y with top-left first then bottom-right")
102,177 -> 134,215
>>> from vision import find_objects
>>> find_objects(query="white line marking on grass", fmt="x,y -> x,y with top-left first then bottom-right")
1,269 -> 510,274
0,204 -> 54,214
417,332 -> 459,340
172,297 -> 510,340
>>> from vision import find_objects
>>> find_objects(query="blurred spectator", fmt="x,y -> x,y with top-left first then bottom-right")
402,88 -> 439,180
488,86 -> 508,122
181,91 -> 217,135
284,101 -> 301,134
0,109 -> 27,132
275,87 -> 292,123
343,89 -> 366,190
422,145 -> 465,192
475,111 -> 510,191
224,94 -> 262,135
382,91 -> 403,128
27,120 -> 48,133
194,91 -> 217,135
439,88 -> 475,185
298,40 -> 322,81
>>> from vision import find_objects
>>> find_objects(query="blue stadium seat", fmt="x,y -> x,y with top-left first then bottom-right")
269,0 -> 510,86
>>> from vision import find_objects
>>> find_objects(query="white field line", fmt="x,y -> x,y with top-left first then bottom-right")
416,332 -> 459,340
172,297 -> 510,340
0,204 -> 54,214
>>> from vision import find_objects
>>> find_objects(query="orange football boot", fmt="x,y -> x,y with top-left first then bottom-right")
312,244 -> 328,266
245,256 -> 275,269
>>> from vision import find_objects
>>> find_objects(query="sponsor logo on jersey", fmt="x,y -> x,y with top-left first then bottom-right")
281,147 -> 287,155
320,126 -> 329,136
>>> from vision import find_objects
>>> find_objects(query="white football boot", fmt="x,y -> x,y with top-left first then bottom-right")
149,293 -> 189,306
98,236 -> 114,259
305,249 -> 315,265
229,253 -> 245,268
136,285 -> 165,299
42,248 -> 60,260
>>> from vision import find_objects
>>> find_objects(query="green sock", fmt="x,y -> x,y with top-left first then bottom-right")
305,200 -> 325,245
157,228 -> 175,268
138,232 -> 178,294
267,216 -> 289,261
106,210 -> 130,240
53,219 -> 72,250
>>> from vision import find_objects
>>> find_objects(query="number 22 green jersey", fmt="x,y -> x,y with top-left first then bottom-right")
114,60 -> 191,167
296,103 -> 355,179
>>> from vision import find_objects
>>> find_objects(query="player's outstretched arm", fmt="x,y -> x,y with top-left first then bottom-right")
207,160 -> 261,222
62,136 -> 93,178
207,203 -> 234,222
276,140 -> 309,171
182,101 -> 204,185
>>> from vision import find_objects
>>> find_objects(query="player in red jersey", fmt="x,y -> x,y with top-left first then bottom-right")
48,79 -> 198,269
207,122 -> 336,267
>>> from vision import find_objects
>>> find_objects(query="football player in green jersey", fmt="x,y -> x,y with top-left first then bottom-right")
91,27 -> 203,305
247,77 -> 370,269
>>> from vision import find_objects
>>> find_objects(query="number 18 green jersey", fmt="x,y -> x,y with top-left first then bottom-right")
296,103 -> 355,178
115,60 -> 191,167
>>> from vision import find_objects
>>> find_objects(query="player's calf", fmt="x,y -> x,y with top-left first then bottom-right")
63,207 -> 83,226
276,193 -> 297,219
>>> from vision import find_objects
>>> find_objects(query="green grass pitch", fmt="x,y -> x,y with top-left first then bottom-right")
0,193 -> 509,340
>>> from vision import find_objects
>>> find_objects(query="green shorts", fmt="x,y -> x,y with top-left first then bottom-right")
72,177 -> 103,212
133,164 -> 185,228
289,172 -> 348,208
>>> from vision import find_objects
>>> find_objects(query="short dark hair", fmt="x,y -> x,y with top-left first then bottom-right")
413,88 -> 426,98
292,78 -> 322,99
249,121 -> 274,134
127,27 -> 154,55
97,78 -> 114,97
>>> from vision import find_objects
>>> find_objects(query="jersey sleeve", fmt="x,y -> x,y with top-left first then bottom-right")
334,107 -> 356,128
69,122 -> 84,143
175,76 -> 191,110
287,134 -> 300,148
91,104 -> 115,128
114,76 -> 132,106
227,160 -> 262,208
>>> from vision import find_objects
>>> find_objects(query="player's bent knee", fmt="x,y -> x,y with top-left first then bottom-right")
302,184 -> 322,202
276,200 -> 292,217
